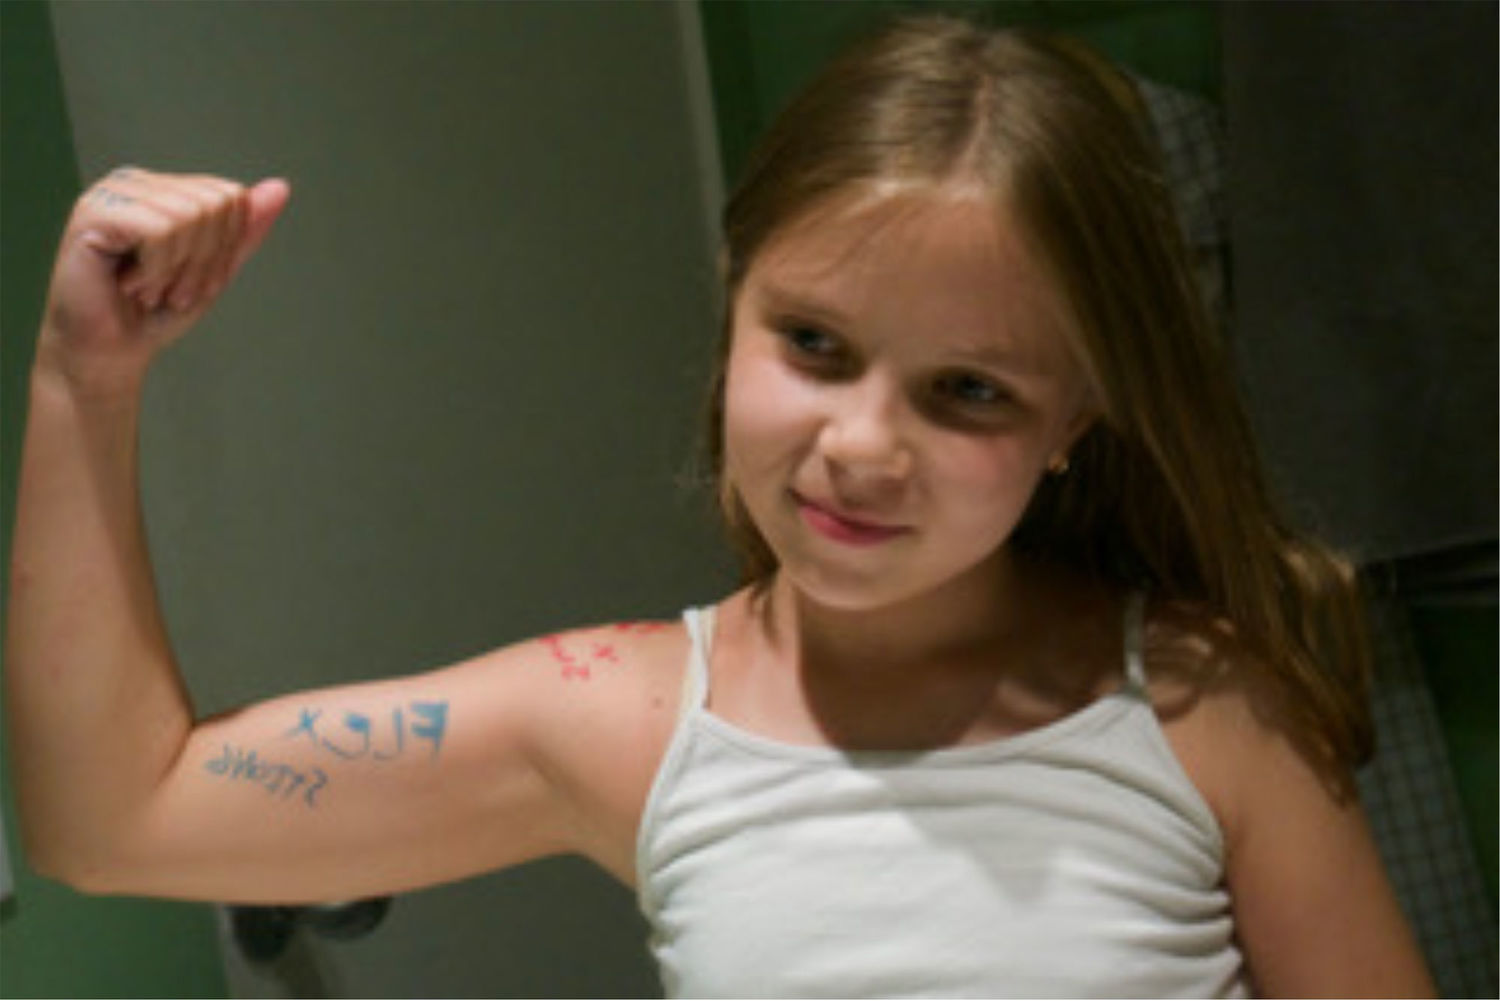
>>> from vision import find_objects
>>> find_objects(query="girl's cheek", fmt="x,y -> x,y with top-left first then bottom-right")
724,362 -> 783,469
931,437 -> 1030,495
726,353 -> 819,438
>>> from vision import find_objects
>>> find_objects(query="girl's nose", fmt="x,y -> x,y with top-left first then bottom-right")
817,380 -> 914,485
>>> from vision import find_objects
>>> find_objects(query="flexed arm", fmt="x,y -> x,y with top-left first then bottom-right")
6,169 -> 291,885
6,170 -> 682,903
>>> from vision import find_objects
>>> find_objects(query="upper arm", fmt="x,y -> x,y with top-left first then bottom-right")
95,621 -> 685,904
1222,732 -> 1435,998
1155,647 -> 1435,998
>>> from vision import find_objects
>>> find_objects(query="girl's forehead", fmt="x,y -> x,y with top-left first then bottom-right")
750,189 -> 1077,365
761,185 -> 1000,260
756,188 -> 1041,293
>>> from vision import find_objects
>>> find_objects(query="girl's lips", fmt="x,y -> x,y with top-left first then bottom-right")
792,492 -> 910,546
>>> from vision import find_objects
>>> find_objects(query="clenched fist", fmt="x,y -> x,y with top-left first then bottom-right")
38,167 -> 290,395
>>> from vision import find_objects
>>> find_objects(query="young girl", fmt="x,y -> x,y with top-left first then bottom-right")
9,17 -> 1434,998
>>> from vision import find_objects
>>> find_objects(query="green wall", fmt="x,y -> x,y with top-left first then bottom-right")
0,2 -> 227,996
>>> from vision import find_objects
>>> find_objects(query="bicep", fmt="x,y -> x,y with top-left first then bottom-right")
1224,734 -> 1435,998
104,646 -> 574,904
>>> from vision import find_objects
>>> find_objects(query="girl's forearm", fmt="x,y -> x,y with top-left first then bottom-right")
6,355 -> 193,887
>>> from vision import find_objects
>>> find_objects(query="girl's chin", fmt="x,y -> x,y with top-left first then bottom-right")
771,559 -> 933,614
765,536 -> 1016,616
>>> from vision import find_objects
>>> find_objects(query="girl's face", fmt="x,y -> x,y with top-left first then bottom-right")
723,191 -> 1095,612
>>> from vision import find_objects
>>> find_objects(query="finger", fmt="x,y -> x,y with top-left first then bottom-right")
226,178 -> 291,279
94,173 -> 202,307
74,190 -> 177,303
160,178 -> 241,312
152,197 -> 208,312
127,189 -> 200,310
75,169 -> 282,312
78,171 -> 141,254
220,193 -> 248,294
81,165 -> 161,253
197,177 -> 248,300
78,171 -> 154,256
110,176 -> 223,311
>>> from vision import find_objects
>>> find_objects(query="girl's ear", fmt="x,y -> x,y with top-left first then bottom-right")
1061,387 -> 1101,452
1046,402 -> 1098,477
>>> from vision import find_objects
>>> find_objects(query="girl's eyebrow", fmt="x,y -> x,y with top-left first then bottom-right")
756,279 -> 1048,377
754,281 -> 852,328
945,342 -> 1059,381
947,343 -> 1026,370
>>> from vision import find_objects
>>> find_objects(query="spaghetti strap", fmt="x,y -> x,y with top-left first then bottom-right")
678,606 -> 716,721
1123,592 -> 1148,691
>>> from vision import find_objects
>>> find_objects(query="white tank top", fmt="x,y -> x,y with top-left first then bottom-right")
635,596 -> 1250,999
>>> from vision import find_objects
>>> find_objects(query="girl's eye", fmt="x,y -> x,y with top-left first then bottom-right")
934,371 -> 1008,407
782,325 -> 840,358
776,324 -> 854,377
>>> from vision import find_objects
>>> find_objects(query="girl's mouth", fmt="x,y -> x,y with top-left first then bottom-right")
792,492 -> 911,546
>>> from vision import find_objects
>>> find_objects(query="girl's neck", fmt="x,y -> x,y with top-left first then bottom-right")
754,548 -> 1033,679
718,553 -> 1121,752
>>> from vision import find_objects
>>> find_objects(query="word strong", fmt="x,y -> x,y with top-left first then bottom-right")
204,744 -> 328,808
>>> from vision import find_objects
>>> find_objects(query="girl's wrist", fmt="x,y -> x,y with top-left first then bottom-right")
31,325 -> 152,411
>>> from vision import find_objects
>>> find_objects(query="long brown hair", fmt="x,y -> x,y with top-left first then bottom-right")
702,16 -> 1373,773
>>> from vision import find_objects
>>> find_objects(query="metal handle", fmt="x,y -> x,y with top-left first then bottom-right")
230,896 -> 393,962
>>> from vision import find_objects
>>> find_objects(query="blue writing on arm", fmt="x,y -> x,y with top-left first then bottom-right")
283,699 -> 449,762
285,708 -> 322,744
409,701 -> 448,757
321,711 -> 373,759
304,767 -> 329,807
205,743 -> 233,774
203,744 -> 329,808
373,707 -> 405,761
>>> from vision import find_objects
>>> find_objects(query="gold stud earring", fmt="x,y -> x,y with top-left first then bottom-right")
1047,453 -> 1071,476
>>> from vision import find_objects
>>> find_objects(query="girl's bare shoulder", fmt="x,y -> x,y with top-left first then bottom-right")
1138,603 -> 1432,995
515,616 -> 692,701
493,613 -> 694,881
1137,600 -> 1330,834
512,615 -> 694,771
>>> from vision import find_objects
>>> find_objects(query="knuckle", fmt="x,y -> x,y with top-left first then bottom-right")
182,184 -> 238,231
137,214 -> 177,252
182,198 -> 212,227
155,196 -> 212,243
159,188 -> 198,216
207,189 -> 240,224
188,175 -> 242,207
77,184 -> 129,214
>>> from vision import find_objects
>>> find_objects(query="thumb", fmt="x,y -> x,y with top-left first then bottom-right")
230,177 -> 292,274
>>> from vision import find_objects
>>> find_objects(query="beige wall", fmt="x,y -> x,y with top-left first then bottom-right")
48,0 -> 729,995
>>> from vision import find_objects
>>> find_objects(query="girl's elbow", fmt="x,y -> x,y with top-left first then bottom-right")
21,822 -> 143,896
27,844 -> 116,895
